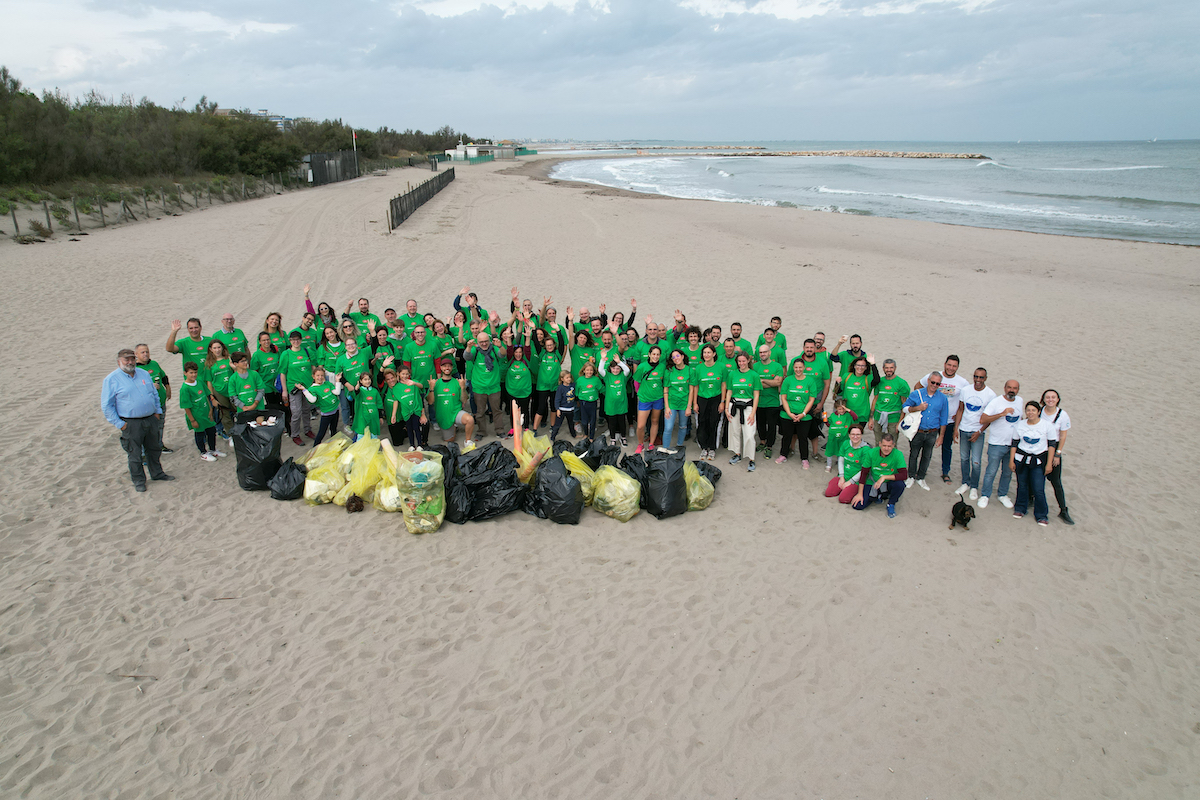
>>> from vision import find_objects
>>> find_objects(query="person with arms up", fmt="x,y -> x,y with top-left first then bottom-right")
828,334 -> 866,398
1037,389 -> 1074,525
465,331 -> 509,440
165,318 -> 210,380
603,358 -> 631,448
977,380 -> 1023,510
851,434 -> 907,518
901,371 -> 949,491
953,367 -> 996,501
344,298 -> 381,337
299,365 -> 342,445
101,349 -> 174,492
1010,400 -> 1058,527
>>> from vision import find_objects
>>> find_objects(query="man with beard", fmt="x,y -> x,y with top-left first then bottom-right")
101,349 -> 174,492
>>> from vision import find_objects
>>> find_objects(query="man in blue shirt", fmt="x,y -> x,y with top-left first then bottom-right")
901,371 -> 949,491
101,349 -> 175,492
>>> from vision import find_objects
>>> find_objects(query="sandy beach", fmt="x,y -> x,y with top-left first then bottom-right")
2,155 -> 1198,798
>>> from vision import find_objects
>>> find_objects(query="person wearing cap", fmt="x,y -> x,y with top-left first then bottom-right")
101,349 -> 175,492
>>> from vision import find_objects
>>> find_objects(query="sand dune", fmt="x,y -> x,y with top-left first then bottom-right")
1,156 -> 1198,798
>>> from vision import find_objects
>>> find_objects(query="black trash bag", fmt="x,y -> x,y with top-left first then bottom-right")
693,460 -> 723,487
644,448 -> 688,519
619,453 -> 651,509
469,470 -> 529,521
524,456 -> 583,524
552,438 -> 576,456
232,408 -> 287,491
268,457 -> 307,500
581,438 -> 622,471
456,441 -> 519,488
428,442 -> 460,476
428,442 -> 471,524
573,439 -> 591,456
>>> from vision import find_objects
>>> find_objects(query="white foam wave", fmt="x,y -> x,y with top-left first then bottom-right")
975,161 -> 1164,172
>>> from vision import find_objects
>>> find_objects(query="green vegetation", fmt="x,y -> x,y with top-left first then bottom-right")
0,66 -> 485,186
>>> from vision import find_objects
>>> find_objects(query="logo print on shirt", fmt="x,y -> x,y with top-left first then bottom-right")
966,403 -> 982,412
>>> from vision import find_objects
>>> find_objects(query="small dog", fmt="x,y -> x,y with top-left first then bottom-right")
949,499 -> 975,530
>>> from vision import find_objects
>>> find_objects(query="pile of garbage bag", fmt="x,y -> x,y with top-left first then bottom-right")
232,408 -> 287,491
396,450 -> 446,533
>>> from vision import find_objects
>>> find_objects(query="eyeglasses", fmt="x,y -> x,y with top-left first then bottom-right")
928,381 -> 941,387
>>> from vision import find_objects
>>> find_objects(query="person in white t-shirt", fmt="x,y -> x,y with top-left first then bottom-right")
1037,389 -> 1073,525
915,355 -> 970,484
1010,401 -> 1058,526
953,366 -> 997,500
977,379 -> 1023,509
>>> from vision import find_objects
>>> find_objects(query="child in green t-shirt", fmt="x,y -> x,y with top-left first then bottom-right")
180,361 -> 221,461
824,395 -> 859,470
351,371 -> 382,439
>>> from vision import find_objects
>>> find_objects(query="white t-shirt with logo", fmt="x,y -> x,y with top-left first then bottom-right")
1014,417 -> 1057,455
983,394 -> 1024,446
958,385 -> 997,432
922,372 -> 971,417
1042,407 -> 1071,437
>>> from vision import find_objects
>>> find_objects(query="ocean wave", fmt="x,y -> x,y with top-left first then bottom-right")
1001,191 -> 1200,210
976,161 -> 1165,172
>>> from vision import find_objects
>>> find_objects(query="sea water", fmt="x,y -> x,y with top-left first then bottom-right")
547,141 -> 1200,245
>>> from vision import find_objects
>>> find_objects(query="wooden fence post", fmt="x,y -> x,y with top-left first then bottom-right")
10,209 -> 18,234
73,196 -> 81,230
160,189 -> 166,213
98,198 -> 106,228
142,189 -> 149,217
242,179 -> 246,200
43,200 -> 52,233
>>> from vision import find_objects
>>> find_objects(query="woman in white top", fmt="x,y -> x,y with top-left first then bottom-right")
1039,389 -> 1073,525
1009,400 -> 1058,526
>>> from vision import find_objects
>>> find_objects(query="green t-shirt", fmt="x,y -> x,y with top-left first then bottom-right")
206,358 -> 233,395
308,381 -> 340,414
178,381 -> 214,431
729,337 -> 753,361
752,361 -> 784,408
603,370 -> 628,415
576,374 -> 603,403
634,362 -> 666,403
290,325 -> 319,353
725,368 -> 761,403
862,446 -> 906,484
402,340 -> 438,386
317,341 -> 344,370
873,376 -> 911,416
664,366 -> 695,411
335,351 -> 372,386
536,350 -> 563,391
265,331 -> 288,353
213,328 -> 249,356
789,356 -> 831,395
399,312 -> 424,334
227,370 -> 264,408
371,342 -> 401,375
279,348 -> 315,390
694,362 -> 726,399
348,312 -> 382,336
506,360 -> 533,398
432,377 -> 465,429
779,374 -> 817,420
465,346 -> 507,394
832,349 -> 866,381
250,349 -> 282,385
841,373 -> 874,420
139,359 -> 168,406
353,386 -> 382,432
839,439 -> 871,482
387,382 -> 423,421
826,412 -> 858,453
756,332 -> 788,359
569,344 -> 598,379
631,338 -> 665,367
175,335 -> 211,373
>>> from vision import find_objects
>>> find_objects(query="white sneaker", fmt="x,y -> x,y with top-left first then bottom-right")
212,449 -> 227,458
408,446 -> 416,452
904,478 -> 914,488
917,479 -> 931,491
201,452 -> 217,462
464,439 -> 475,447
999,496 -> 1014,509
955,483 -> 969,496
978,496 -> 989,509
969,488 -> 979,500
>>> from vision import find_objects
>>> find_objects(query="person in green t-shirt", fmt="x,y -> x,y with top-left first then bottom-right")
428,361 -> 475,444
827,424 -> 871,504
778,359 -> 817,465
203,339 -> 235,439
227,353 -> 265,413
280,331 -> 316,441
317,325 -> 344,371
632,345 -> 666,454
840,354 -> 880,427
755,317 -> 788,362
602,358 -> 631,446
384,367 -> 428,450
790,338 -> 833,459
401,326 -> 438,388
180,362 -> 220,460
724,352 -> 762,470
506,342 -> 535,428
299,365 -> 343,445
727,322 -> 753,363
262,312 -> 288,354
662,349 -> 696,450
399,299 -> 424,335
852,434 -> 908,517
752,344 -> 784,460
135,343 -> 172,454
213,314 -> 249,356
694,344 -> 726,461
871,358 -> 910,445
464,331 -> 509,439
532,325 -> 566,432
825,395 -> 858,469
250,332 -> 283,405
166,318 -> 211,381
350,372 -> 382,439
369,326 -> 400,385
334,339 -> 372,431
344,298 -> 382,340
575,361 -> 604,443
757,327 -> 787,367
289,312 -> 320,354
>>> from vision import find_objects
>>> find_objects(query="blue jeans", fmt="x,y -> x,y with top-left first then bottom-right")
852,479 -> 906,510
662,408 -> 687,448
959,429 -> 986,489
1014,461 -> 1048,521
981,443 -> 1012,499
338,389 -> 354,431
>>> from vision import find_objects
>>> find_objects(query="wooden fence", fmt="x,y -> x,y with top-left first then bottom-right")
387,168 -> 455,230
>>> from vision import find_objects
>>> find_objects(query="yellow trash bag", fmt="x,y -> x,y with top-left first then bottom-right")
396,451 -> 446,533
337,433 -> 379,476
515,430 -> 552,484
304,462 -> 346,505
301,432 -> 351,471
560,451 -> 596,506
372,468 -> 402,512
335,451 -> 387,506
592,466 -> 640,522
684,462 -> 715,511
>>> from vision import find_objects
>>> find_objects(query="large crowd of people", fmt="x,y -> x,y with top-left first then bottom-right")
102,284 -> 1073,525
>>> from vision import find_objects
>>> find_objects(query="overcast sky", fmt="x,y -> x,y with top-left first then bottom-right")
2,0 -> 1196,141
